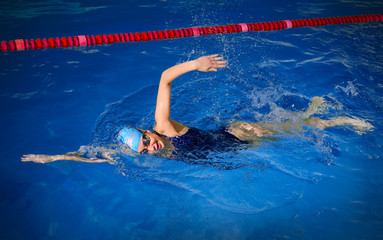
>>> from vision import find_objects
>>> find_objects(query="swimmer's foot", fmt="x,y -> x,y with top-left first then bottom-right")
306,116 -> 374,134
303,97 -> 324,119
331,116 -> 374,134
303,96 -> 342,119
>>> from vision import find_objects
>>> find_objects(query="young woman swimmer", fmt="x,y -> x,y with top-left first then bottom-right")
22,55 -> 373,164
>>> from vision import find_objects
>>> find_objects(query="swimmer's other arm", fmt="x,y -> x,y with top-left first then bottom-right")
155,54 -> 226,135
21,152 -> 113,164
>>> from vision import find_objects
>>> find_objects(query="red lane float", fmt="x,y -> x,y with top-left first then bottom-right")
1,14 -> 382,53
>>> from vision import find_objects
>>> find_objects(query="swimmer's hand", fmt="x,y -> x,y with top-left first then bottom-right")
22,153 -> 112,164
21,154 -> 55,164
194,54 -> 226,72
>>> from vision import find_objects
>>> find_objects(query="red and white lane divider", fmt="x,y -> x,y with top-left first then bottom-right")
1,14 -> 382,52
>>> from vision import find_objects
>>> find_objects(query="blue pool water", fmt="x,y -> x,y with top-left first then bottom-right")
1,0 -> 383,239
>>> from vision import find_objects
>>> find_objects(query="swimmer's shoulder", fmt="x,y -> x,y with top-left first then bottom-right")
154,119 -> 189,137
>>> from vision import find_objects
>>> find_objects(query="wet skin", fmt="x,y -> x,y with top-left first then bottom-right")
137,130 -> 165,153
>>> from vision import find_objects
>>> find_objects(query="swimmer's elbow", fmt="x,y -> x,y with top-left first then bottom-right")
160,70 -> 173,86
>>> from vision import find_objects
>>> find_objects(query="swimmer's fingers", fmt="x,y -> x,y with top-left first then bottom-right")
208,60 -> 226,72
196,55 -> 226,72
212,55 -> 224,61
213,60 -> 227,69
210,54 -> 224,61
21,154 -> 34,162
21,154 -> 38,163
211,55 -> 226,71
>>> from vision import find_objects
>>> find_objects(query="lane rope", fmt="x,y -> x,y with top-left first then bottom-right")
1,14 -> 382,53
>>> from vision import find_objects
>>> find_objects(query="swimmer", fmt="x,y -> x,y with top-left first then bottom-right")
21,55 -> 373,164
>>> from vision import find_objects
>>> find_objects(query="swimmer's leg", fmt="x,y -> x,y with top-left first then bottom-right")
302,96 -> 373,134
227,121 -> 277,141
305,116 -> 373,134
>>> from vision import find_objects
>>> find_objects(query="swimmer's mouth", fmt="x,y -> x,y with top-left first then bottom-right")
155,142 -> 162,151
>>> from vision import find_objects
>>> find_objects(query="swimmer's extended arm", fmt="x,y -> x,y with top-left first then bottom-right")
155,54 -> 226,135
21,152 -> 113,164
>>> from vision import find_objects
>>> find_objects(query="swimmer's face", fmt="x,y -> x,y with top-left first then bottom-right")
137,130 -> 165,153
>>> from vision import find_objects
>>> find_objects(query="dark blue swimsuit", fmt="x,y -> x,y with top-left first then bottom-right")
156,127 -> 248,165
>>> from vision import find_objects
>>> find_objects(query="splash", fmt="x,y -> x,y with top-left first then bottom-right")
89,74 -> 345,213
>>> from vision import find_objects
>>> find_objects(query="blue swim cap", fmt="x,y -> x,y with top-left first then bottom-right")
118,128 -> 142,152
